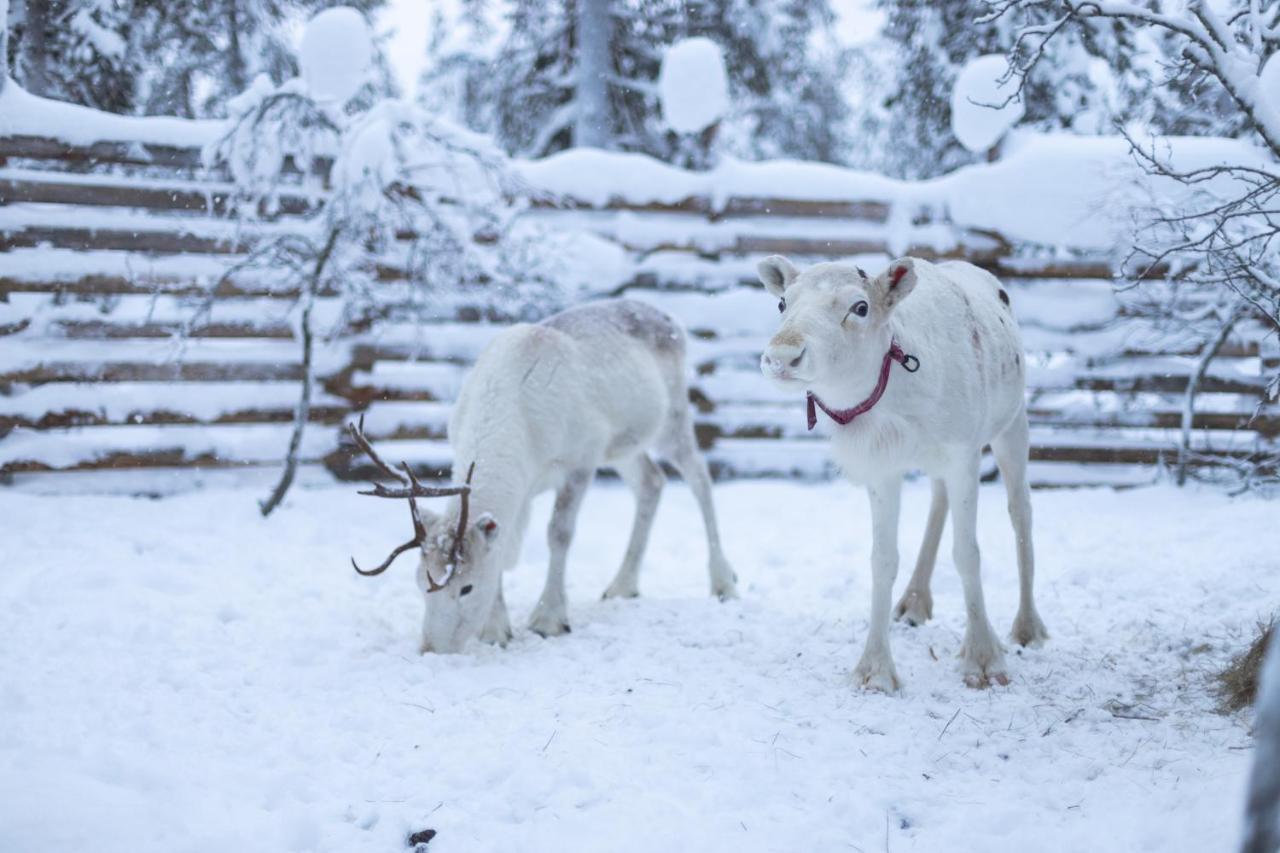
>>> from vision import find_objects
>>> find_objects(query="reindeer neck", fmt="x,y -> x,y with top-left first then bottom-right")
813,325 -> 898,409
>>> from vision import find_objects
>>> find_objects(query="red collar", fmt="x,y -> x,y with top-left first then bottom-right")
806,340 -> 919,430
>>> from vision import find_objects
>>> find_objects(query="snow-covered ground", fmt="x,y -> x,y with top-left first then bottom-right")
1,476 -> 1274,852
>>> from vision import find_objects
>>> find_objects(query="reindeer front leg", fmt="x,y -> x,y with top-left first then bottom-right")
854,476 -> 902,693
479,572 -> 513,646
945,456 -> 1009,688
530,469 -> 591,637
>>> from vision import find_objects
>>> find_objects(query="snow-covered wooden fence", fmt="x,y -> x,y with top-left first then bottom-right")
2,131 -> 1276,487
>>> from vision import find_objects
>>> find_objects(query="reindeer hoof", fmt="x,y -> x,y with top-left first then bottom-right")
960,647 -> 1009,689
1010,610 -> 1049,648
710,563 -> 738,601
963,668 -> 1010,689
480,625 -> 513,647
602,579 -> 640,600
893,589 -> 932,626
529,614 -> 571,638
713,581 -> 739,602
853,655 -> 901,694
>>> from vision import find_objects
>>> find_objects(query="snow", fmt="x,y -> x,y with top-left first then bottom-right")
0,423 -> 338,469
517,150 -> 904,209
950,55 -> 1025,154
0,84 -> 221,148
0,337 -> 348,373
0,381 -> 346,422
930,133 -> 1276,250
1261,52 -> 1280,115
0,478 -> 1271,852
300,7 -> 374,104
659,38 -> 730,134
518,132 -> 1274,253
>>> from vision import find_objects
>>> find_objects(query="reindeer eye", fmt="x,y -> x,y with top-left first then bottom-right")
777,298 -> 786,314
851,300 -> 869,318
459,584 -> 474,597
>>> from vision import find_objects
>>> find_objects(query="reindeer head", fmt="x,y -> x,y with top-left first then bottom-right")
758,256 -> 919,391
411,499 -> 502,653
346,417 -> 501,653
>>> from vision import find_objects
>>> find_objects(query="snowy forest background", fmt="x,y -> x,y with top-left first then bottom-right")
0,0 -> 1264,174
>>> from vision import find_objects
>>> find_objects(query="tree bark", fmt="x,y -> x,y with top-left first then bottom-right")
226,0 -> 247,96
573,0 -> 611,148
1176,304 -> 1242,486
259,229 -> 339,517
1,0 -> 10,95
21,0 -> 50,96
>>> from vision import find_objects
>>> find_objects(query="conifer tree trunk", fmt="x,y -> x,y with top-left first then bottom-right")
225,0 -> 247,95
573,0 -> 610,148
21,0 -> 50,96
0,0 -> 10,95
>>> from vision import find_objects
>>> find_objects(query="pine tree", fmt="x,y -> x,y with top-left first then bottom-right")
867,0 -> 1158,178
4,0 -> 388,117
420,0 -> 851,164
1,0 -> 11,94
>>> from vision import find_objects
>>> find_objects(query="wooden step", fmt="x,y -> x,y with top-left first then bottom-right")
0,168 -> 317,216
1,222 -> 248,254
0,422 -> 339,473
0,134 -> 208,170
0,381 -> 347,431
0,338 -> 349,385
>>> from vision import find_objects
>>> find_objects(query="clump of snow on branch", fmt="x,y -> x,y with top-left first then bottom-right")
211,75 -> 339,208
328,99 -> 532,297
299,6 -> 373,105
950,54 -> 1025,154
659,38 -> 729,134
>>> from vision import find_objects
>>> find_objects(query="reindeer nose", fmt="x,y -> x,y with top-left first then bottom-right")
762,343 -> 808,377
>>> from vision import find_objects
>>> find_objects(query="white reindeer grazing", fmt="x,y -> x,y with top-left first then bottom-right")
350,299 -> 738,653
757,255 -> 1047,691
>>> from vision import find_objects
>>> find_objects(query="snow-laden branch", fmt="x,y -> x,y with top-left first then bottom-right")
990,0 -> 1280,157
989,0 -> 1280,487
203,77 -> 554,512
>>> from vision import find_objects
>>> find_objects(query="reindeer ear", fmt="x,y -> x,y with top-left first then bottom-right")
757,255 -> 799,297
472,512 -> 499,544
874,258 -> 920,312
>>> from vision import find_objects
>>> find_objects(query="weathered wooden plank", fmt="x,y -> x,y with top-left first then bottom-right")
0,404 -> 346,431
730,235 -> 895,257
1026,406 -> 1280,437
1028,444 -> 1271,465
1,449 -> 233,473
1072,374 -> 1268,395
0,175 -> 316,216
530,195 -> 892,222
0,225 -> 247,254
49,319 -> 298,340
0,380 -> 346,431
0,273 -> 333,298
0,136 -> 334,183
0,361 -> 307,384
0,134 -> 208,170
0,422 -> 338,473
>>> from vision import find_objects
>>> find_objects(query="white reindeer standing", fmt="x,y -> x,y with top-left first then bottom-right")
349,299 -> 738,653
758,255 -> 1048,691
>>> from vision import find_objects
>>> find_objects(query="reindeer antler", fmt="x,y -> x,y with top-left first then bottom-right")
347,415 -> 475,589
